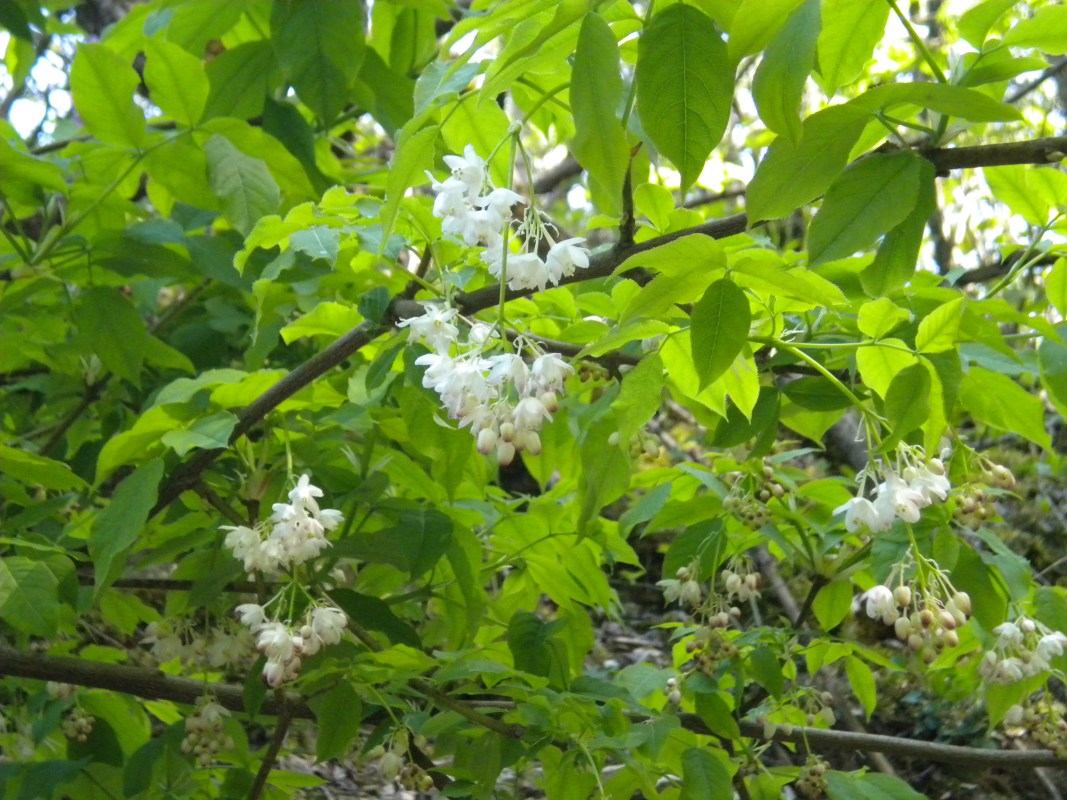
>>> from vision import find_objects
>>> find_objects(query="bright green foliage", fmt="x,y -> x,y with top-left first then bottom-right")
2,1 -> 1067,799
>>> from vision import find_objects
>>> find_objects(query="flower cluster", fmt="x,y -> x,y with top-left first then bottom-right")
61,707 -> 94,743
181,698 -> 233,767
140,620 -> 254,668
428,145 -> 591,292
235,603 -> 348,687
222,474 -> 343,575
835,450 -> 951,533
657,565 -> 703,608
858,580 -> 970,658
401,304 -> 573,464
722,568 -> 762,603
980,616 -> 1067,684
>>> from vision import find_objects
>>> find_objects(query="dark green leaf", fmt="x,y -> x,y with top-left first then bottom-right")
270,0 -> 366,123
414,61 -> 481,115
826,771 -> 925,800
861,161 -> 936,296
75,287 -> 151,385
808,152 -> 925,266
330,589 -> 421,648
0,556 -> 60,636
636,5 -> 733,193
695,691 -> 740,738
160,411 -> 237,456
0,444 -> 88,490
959,367 -> 1051,450
358,286 -> 393,325
204,41 -> 281,121
749,646 -> 785,698
380,122 -> 439,256
89,459 -> 164,594
691,278 -> 750,389
882,363 -> 931,449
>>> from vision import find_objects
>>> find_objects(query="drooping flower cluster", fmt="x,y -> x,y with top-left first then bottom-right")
835,449 -> 951,533
400,304 -> 572,464
858,580 -> 971,658
428,145 -> 592,292
235,603 -> 348,687
657,565 -> 703,608
222,474 -> 343,575
140,620 -> 255,668
980,615 -> 1067,684
181,697 -> 233,767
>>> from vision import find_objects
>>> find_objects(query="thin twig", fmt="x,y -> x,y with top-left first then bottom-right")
248,692 -> 292,800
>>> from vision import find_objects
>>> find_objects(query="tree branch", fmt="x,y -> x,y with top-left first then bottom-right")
5,645 -> 1066,771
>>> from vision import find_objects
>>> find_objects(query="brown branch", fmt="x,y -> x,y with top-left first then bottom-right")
249,692 -> 292,800
7,646 -> 1067,771
919,135 -> 1067,172
1006,58 -> 1067,104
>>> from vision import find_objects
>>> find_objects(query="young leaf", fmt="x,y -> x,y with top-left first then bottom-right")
808,152 -> 925,266
915,297 -> 965,353
857,298 -> 910,339
958,0 -> 1017,48
571,13 -> 629,216
728,0 -> 805,61
270,0 -> 366,123
143,38 -> 208,126
752,0 -> 820,144
636,4 -> 733,194
854,82 -> 1022,122
380,122 -> 440,255
89,459 -> 165,594
204,134 -> 281,236
815,0 -> 891,96
691,278 -> 750,390
70,43 -> 146,148
1004,5 -> 1067,54
746,103 -> 870,221
680,748 -> 733,800
845,655 -> 877,718
960,367 -> 1051,450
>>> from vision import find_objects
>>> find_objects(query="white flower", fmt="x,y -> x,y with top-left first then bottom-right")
1037,632 -> 1067,660
469,322 -> 495,346
874,472 -> 928,524
443,144 -> 486,198
904,463 -> 951,503
505,251 -> 551,291
397,303 -> 460,353
288,474 -> 323,511
428,175 -> 469,219
993,621 -> 1024,648
257,622 -> 294,662
513,395 -> 552,431
487,353 -> 529,391
235,604 -> 268,631
862,586 -> 896,620
545,237 -> 590,283
530,353 -> 573,393
476,188 -> 524,227
833,496 -> 892,533
311,607 -> 347,645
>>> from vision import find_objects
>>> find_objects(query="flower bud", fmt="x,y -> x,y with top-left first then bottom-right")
894,616 -> 911,641
608,432 -> 620,446
942,629 -> 959,647
496,441 -> 516,465
667,689 -> 682,705
477,427 -> 498,455
498,422 -> 516,443
539,391 -> 558,413
893,585 -> 912,607
951,591 -> 970,616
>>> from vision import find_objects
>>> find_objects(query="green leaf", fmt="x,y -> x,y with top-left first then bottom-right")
204,134 -> 281,235
691,279 -> 750,389
1039,339 -> 1067,414
782,376 -> 855,411
815,0 -> 890,96
882,363 -> 930,449
748,646 -> 785,699
70,43 -> 146,147
808,152 -> 924,266
854,82 -> 1023,122
861,161 -> 936,296
695,691 -> 741,739
845,655 -> 877,718
826,771 -> 926,800
204,41 -> 281,121
1004,5 -> 1067,55
959,0 -> 1017,48
89,459 -> 165,594
636,5 -> 733,193
329,589 -> 421,648
75,287 -> 151,385
270,0 -> 366,123
812,579 -> 852,630
747,103 -> 870,221
143,39 -> 208,126
309,683 -> 362,762
159,411 -> 237,457
680,748 -> 733,800
380,122 -> 440,256
985,165 -> 1052,225
959,367 -> 1051,450
752,0 -> 820,144
0,139 -> 68,216
857,298 -> 910,339
728,0 -> 805,61
507,611 -> 566,681
915,297 -> 965,353
0,556 -> 60,636
281,302 -> 362,343
571,13 -> 629,216
413,61 -> 481,115
0,444 -> 88,490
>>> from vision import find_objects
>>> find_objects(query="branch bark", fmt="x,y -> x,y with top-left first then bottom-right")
4,645 -> 1066,771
